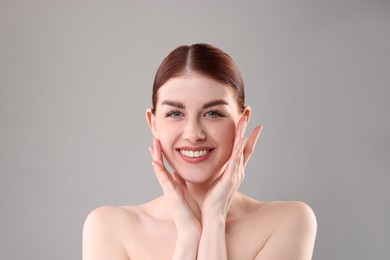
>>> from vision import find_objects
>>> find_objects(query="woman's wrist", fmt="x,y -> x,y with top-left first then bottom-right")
201,213 -> 226,228
176,222 -> 201,241
197,213 -> 228,260
173,234 -> 200,260
201,207 -> 228,221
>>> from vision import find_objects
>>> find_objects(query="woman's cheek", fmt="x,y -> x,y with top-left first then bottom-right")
210,122 -> 236,156
221,121 -> 236,141
156,126 -> 176,162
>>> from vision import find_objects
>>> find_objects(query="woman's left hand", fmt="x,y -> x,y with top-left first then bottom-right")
201,115 -> 263,219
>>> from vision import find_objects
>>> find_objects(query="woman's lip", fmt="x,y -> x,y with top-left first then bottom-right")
176,149 -> 214,164
176,146 -> 214,151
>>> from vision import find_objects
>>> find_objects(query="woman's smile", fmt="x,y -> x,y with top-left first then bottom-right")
176,147 -> 215,164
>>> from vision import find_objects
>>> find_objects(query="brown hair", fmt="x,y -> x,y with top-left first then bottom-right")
151,43 -> 245,114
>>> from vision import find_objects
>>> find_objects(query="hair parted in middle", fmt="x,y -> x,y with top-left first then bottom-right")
151,43 -> 245,114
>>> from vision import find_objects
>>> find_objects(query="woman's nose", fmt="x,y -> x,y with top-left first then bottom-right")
182,119 -> 206,143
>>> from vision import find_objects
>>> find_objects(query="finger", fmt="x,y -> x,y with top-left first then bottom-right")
237,115 -> 247,139
231,115 -> 247,154
151,140 -> 169,176
149,146 -> 154,159
171,172 -> 200,219
223,136 -> 247,182
243,125 -> 263,167
151,160 -> 170,181
238,151 -> 245,182
153,164 -> 186,213
151,160 -> 175,194
153,138 -> 164,166
172,171 -> 187,188
221,116 -> 248,185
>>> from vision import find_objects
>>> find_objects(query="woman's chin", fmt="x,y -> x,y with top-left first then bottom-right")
175,167 -> 223,186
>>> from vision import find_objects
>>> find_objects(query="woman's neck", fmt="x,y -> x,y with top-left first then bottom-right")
185,182 -> 211,208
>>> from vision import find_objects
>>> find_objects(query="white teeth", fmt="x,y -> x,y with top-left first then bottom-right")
180,149 -> 209,158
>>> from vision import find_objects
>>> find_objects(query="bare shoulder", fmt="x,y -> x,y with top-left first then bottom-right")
83,205 -> 143,237
82,205 -> 148,260
252,201 -> 317,260
235,194 -> 316,227
84,204 -> 142,224
259,201 -> 316,226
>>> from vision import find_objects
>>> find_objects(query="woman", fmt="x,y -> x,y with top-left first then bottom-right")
83,43 -> 317,259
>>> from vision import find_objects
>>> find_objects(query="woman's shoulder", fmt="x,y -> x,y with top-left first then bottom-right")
236,193 -> 315,218
234,194 -> 316,235
246,197 -> 316,227
84,199 -> 161,227
83,197 -> 169,233
82,202 -> 165,260
259,200 -> 316,233
255,201 -> 317,248
258,200 -> 316,218
84,205 -> 140,226
83,205 -> 142,243
235,198 -> 317,258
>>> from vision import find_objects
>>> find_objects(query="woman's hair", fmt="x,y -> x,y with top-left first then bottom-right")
151,43 -> 245,114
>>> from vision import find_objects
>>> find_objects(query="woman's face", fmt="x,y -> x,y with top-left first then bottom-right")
147,73 -> 249,185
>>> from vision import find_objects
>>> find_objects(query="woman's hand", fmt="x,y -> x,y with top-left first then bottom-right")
202,115 -> 263,219
150,139 -> 201,238
150,116 -> 262,260
197,115 -> 262,259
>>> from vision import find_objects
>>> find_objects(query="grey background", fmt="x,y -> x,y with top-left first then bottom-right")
1,0 -> 389,259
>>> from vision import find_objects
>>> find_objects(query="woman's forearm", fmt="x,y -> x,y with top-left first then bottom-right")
197,215 -> 228,260
172,230 -> 200,260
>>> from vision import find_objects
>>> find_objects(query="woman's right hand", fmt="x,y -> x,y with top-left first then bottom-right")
150,138 -> 201,240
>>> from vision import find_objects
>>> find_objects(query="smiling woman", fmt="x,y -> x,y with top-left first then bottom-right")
82,43 -> 317,260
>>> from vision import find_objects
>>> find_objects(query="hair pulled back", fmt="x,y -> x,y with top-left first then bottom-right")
151,43 -> 245,114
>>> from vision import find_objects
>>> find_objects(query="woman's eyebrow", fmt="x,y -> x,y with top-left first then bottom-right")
161,99 -> 228,109
202,99 -> 229,109
161,100 -> 185,109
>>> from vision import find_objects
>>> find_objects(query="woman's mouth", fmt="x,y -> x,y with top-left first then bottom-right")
179,149 -> 210,158
176,148 -> 214,163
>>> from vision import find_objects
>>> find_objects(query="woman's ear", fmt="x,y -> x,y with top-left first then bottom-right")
146,108 -> 158,138
242,106 -> 251,123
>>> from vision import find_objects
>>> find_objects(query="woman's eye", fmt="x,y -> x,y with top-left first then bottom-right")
204,110 -> 224,118
165,110 -> 183,118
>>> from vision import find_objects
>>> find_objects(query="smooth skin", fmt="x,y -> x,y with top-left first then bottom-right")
82,73 -> 317,260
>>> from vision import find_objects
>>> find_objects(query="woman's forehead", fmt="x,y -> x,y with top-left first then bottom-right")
156,74 -> 236,104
